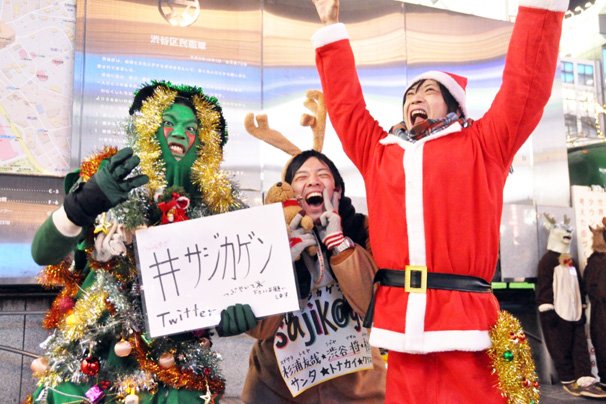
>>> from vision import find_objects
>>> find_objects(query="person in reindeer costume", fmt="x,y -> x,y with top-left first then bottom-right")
310,0 -> 564,401
584,218 -> 606,393
28,81 -> 242,403
536,213 -> 604,398
216,90 -> 386,403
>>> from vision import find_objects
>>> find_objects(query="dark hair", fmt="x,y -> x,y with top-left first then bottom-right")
283,150 -> 368,247
403,79 -> 463,118
129,81 -> 229,147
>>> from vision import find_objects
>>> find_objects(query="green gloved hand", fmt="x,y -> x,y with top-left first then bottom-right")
216,303 -> 258,337
64,147 -> 149,227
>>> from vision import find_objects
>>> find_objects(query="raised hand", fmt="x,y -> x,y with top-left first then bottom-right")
312,0 -> 339,25
63,147 -> 149,227
317,189 -> 344,250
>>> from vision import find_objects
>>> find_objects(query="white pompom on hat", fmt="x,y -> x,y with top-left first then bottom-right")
405,71 -> 469,118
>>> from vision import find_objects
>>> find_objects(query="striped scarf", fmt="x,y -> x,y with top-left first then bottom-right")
394,112 -> 471,143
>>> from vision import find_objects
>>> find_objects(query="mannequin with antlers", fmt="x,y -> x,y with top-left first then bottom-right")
536,213 -> 603,398
217,90 -> 386,402
583,218 -> 606,393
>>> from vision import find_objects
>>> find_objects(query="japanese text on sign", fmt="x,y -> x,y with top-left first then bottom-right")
135,204 -> 300,337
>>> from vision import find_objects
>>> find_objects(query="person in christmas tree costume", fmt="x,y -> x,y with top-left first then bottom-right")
28,81 -> 243,404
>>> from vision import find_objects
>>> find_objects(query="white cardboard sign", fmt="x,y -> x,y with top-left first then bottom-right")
273,282 -> 373,397
134,203 -> 300,337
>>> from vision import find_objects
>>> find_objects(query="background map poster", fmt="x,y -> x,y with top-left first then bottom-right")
0,0 -> 76,176
0,1 -> 75,284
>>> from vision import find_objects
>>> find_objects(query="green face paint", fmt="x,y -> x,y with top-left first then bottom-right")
155,102 -> 201,196
158,103 -> 198,161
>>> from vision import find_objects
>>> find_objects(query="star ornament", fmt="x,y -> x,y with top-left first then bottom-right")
94,213 -> 111,235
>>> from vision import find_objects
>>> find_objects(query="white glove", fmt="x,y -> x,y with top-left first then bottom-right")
317,189 -> 344,250
93,221 -> 127,262
289,213 -> 317,261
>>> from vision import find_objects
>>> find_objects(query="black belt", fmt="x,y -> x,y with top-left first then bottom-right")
362,268 -> 492,328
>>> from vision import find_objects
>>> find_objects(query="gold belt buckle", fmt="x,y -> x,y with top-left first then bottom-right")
405,265 -> 427,293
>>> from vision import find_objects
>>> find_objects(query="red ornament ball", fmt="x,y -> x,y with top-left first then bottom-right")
203,367 -> 212,376
81,356 -> 100,376
57,296 -> 76,313
99,380 -> 112,390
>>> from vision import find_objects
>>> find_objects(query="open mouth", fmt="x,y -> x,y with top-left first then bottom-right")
169,143 -> 186,158
410,109 -> 428,126
305,191 -> 324,207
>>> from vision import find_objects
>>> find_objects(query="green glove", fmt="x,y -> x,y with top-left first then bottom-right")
216,303 -> 258,337
63,147 -> 149,227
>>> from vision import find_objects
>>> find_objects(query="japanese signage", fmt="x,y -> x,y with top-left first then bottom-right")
135,203 -> 299,337
273,282 -> 373,397
571,185 -> 606,271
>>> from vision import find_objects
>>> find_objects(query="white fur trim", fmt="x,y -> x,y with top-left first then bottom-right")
404,142 -> 426,267
518,0 -> 569,12
379,122 -> 462,148
407,71 -> 469,118
312,23 -> 349,49
538,303 -> 555,312
379,134 -> 412,149
369,327 -> 492,353
53,206 -> 82,237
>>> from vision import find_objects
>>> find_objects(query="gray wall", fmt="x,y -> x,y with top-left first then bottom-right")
0,294 -> 52,402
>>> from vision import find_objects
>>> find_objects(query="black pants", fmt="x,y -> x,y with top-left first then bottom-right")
540,310 -> 592,382
590,302 -> 606,382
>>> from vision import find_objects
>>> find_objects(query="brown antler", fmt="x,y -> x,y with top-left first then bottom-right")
300,90 -> 326,152
244,113 -> 301,157
543,213 -> 556,226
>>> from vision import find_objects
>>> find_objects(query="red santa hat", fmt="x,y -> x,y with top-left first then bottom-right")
405,71 -> 469,118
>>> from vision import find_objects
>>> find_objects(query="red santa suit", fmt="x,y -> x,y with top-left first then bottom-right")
312,1 -> 566,402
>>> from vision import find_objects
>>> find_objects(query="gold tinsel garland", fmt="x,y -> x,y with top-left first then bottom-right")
79,146 -> 118,181
133,85 -> 174,194
130,334 -> 224,399
191,94 -> 237,214
59,288 -> 109,341
488,310 -> 540,404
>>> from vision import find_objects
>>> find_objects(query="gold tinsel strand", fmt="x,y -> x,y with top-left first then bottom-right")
79,146 -> 118,181
488,310 -> 540,404
59,288 -> 109,341
191,95 -> 236,213
130,335 -> 225,397
133,86 -> 176,195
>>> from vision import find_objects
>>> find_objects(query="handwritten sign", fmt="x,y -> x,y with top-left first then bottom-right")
134,203 -> 300,337
273,282 -> 373,397
571,185 -> 606,271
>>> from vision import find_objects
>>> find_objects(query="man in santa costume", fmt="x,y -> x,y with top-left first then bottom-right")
311,0 -> 567,402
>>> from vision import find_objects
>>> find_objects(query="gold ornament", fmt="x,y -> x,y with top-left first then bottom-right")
488,310 -> 540,403
114,339 -> 133,357
124,393 -> 139,404
158,352 -> 175,369
30,357 -> 49,376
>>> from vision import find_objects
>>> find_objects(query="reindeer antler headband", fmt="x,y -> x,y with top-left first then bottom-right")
244,90 -> 326,165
